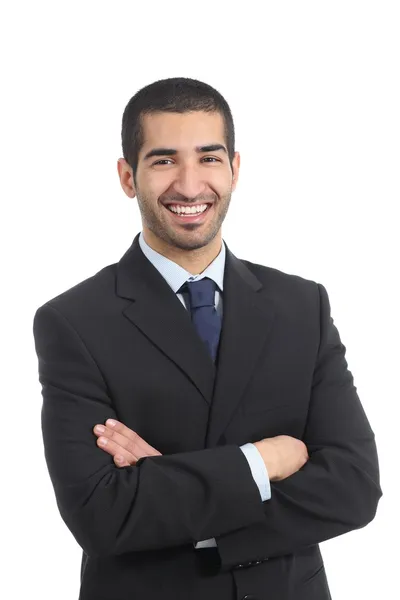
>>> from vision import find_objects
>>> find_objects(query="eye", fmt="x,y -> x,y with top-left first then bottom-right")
152,159 -> 173,165
152,157 -> 220,166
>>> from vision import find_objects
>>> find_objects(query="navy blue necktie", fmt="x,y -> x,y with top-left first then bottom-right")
180,277 -> 222,362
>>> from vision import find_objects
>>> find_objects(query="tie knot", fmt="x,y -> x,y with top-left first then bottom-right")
181,277 -> 218,309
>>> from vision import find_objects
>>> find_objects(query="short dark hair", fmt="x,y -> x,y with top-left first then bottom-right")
121,77 -> 235,183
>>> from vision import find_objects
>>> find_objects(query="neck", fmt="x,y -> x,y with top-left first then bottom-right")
142,229 -> 222,275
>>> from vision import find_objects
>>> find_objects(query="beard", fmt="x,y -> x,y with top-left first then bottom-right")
135,187 -> 232,252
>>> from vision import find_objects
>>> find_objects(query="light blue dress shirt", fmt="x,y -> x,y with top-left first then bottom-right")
138,231 -> 271,549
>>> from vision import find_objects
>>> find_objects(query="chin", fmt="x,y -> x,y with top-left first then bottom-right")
172,230 -> 219,251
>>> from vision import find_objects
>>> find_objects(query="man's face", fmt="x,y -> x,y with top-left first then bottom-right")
121,111 -> 240,252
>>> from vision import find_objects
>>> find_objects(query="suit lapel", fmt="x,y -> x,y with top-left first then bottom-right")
205,248 -> 275,447
116,233 -> 216,404
116,233 -> 276,445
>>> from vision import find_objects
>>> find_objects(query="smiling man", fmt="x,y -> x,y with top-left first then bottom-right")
118,107 -> 239,273
33,77 -> 382,600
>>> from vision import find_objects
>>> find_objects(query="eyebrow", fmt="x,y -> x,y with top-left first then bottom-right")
143,144 -> 227,161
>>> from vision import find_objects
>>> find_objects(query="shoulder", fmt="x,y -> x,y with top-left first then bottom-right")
33,262 -> 119,322
239,256 -> 320,299
237,257 -> 327,334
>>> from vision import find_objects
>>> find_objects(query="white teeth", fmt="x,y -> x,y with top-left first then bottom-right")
167,204 -> 208,215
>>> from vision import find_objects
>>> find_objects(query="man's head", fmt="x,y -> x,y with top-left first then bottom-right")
117,78 -> 240,257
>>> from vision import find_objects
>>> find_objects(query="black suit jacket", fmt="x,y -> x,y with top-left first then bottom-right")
33,232 -> 382,600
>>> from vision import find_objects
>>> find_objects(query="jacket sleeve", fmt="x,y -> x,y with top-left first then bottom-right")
214,283 -> 383,572
33,302 -> 265,559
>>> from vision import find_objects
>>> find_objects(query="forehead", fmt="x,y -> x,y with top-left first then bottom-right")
140,111 -> 225,150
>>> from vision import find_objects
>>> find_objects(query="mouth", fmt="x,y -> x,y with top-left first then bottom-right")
162,203 -> 213,224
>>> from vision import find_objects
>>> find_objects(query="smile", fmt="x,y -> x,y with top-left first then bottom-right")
163,203 -> 212,222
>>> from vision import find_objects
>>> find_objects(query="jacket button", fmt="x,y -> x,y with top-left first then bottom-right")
242,595 -> 259,600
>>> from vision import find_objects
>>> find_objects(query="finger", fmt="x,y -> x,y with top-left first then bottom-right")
105,419 -> 162,456
93,425 -> 139,463
101,420 -> 162,457
114,454 -> 130,467
96,436 -> 138,464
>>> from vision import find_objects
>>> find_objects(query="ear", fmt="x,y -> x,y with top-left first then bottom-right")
231,151 -> 240,191
117,158 -> 136,198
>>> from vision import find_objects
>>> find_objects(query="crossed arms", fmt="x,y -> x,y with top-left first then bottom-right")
33,283 -> 382,572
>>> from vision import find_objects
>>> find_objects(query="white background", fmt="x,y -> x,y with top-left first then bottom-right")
1,1 -> 398,598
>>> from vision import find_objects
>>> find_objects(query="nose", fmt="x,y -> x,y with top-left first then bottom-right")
171,164 -> 207,200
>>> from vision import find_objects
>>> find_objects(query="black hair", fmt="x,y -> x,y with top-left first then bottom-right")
121,77 -> 235,184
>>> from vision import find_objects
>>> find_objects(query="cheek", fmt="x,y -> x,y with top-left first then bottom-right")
152,180 -> 175,204
211,172 -> 232,192
139,170 -> 166,192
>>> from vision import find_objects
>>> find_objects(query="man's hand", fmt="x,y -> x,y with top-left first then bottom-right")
254,435 -> 309,482
93,419 -> 162,466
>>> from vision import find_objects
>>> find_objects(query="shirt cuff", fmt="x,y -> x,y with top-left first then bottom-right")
239,442 -> 271,501
193,443 -> 270,548
193,538 -> 217,549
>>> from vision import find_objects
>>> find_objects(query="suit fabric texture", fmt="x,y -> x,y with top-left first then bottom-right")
33,232 -> 382,600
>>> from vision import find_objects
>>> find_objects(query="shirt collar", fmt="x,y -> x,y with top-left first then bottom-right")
138,231 -> 225,293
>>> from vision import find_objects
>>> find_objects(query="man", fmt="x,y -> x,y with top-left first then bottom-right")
33,77 -> 382,600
